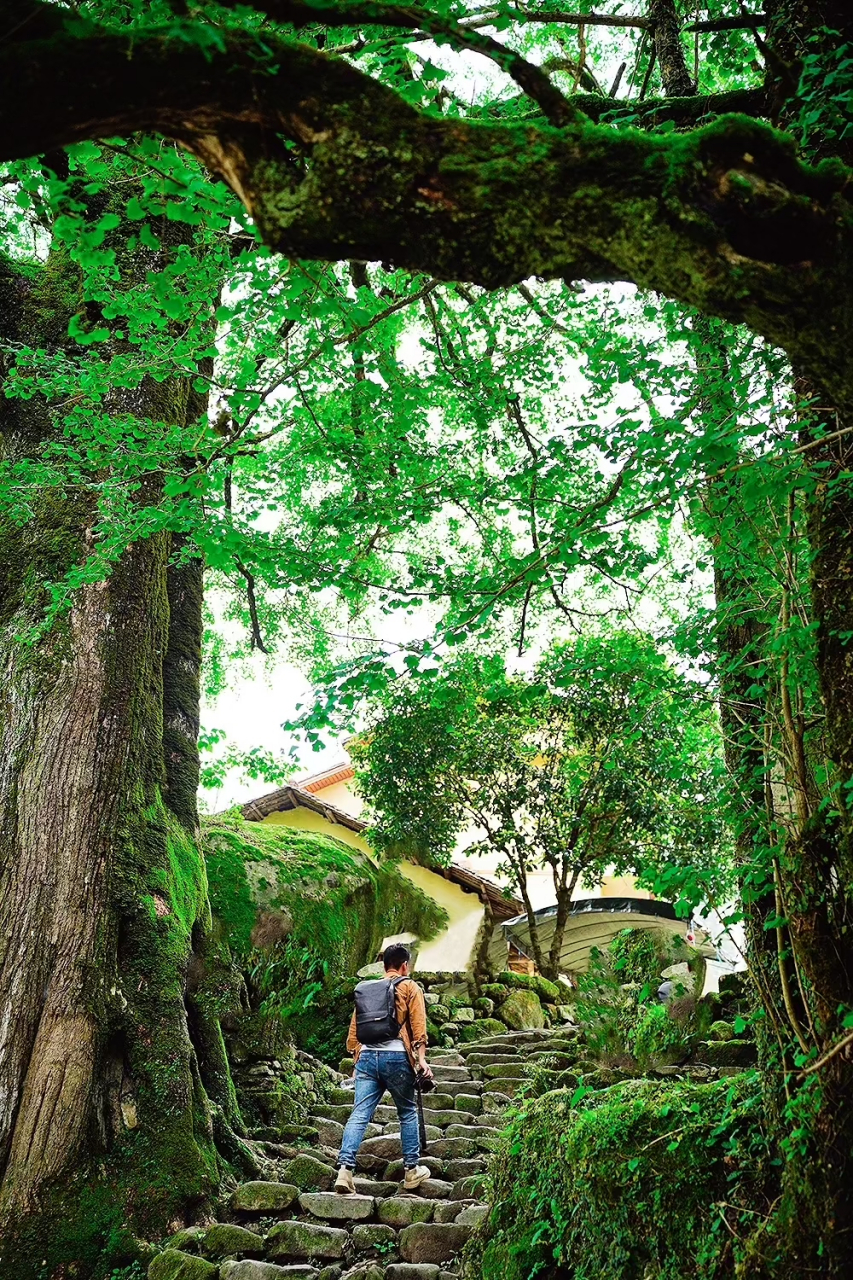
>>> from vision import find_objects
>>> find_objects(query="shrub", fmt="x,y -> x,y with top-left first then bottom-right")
465,1073 -> 770,1280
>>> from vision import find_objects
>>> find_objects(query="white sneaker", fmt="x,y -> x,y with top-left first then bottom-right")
403,1164 -> 432,1191
334,1166 -> 355,1194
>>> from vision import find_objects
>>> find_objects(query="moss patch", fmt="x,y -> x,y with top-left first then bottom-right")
465,1074 -> 770,1280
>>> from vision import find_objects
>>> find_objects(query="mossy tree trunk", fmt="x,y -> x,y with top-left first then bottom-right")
0,241 -> 234,1274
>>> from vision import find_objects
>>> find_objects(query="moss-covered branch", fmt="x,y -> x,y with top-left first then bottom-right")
2,5 -> 853,408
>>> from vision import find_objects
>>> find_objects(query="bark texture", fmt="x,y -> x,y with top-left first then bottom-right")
0,4 -> 852,415
0,243 -> 227,1274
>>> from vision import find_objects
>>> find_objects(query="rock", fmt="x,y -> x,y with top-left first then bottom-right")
430,1004 -> 452,1024
426,1137 -> 479,1159
298,1192 -> 375,1221
221,1265 -> 319,1280
483,1062 -> 526,1079
696,1039 -> 757,1067
473,998 -> 495,1017
455,1204 -> 489,1228
454,1093 -> 482,1114
454,1008 -> 475,1024
385,1266 -> 441,1280
432,1202 -> 465,1223
416,1178 -> 454,1199
358,1134 -> 403,1161
479,984 -> 509,1004
267,1222 -> 349,1261
444,1159 -> 486,1181
458,1018 -> 506,1043
555,1005 -> 576,1023
351,1224 -> 398,1252
149,1251 -> 217,1280
482,1093 -> 511,1113
312,1117 -> 345,1148
499,990 -> 544,1031
708,1020 -> 736,1042
422,1109 -> 473,1127
232,1182 -> 299,1213
386,1267 -> 441,1280
385,1121 -> 441,1142
451,1176 -> 484,1200
354,1178 -> 399,1198
399,1223 -> 473,1264
423,992 -> 440,1006
313,1105 -> 355,1124
204,1225 -> 264,1259
284,1155 -> 335,1191
378,1197 -> 437,1226
496,971 -> 568,1003
341,1264 -> 384,1280
428,1065 -> 470,1082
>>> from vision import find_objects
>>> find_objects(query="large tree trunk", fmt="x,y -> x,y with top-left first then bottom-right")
0,236 -> 230,1274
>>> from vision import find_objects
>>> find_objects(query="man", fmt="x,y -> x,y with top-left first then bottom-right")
334,943 -> 434,1193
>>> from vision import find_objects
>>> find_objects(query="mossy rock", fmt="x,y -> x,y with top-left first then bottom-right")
231,1180 -> 299,1212
430,1003 -> 452,1024
283,1153 -> 335,1191
497,971 -> 568,1003
459,1017 -> 506,1042
171,1224 -> 264,1260
708,1020 -> 736,1042
148,1250 -> 217,1280
499,989 -> 544,1031
696,1039 -> 757,1067
474,997 -> 495,1017
481,983 -> 509,1004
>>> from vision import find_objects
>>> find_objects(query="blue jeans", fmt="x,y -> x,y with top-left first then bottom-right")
338,1049 -> 420,1169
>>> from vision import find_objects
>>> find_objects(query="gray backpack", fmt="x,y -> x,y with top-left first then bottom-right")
354,976 -> 407,1044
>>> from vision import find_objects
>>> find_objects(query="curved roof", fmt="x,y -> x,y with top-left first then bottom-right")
502,896 -> 716,974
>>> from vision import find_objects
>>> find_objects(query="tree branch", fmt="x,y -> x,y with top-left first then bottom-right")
1,5 -> 851,410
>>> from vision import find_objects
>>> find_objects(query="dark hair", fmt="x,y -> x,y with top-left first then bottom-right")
383,943 -> 411,971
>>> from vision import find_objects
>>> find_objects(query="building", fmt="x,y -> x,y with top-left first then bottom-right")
239,778 -> 522,974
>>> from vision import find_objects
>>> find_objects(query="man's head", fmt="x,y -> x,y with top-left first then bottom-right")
383,943 -> 411,975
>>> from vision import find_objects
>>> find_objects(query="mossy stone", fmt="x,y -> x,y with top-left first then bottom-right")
148,1250 -> 218,1280
474,997 -> 495,1016
499,989 -> 544,1031
480,984 -> 509,1004
201,1223 -> 265,1258
352,1222 -> 398,1250
284,1153 -> 335,1190
708,1020 -> 736,1042
266,1220 -> 348,1260
696,1039 -> 757,1067
497,971 -> 566,1003
231,1180 -> 299,1211
459,1018 -> 505,1042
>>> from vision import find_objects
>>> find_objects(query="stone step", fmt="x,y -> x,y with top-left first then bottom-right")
221,1261 -> 320,1280
483,1078 -> 523,1096
266,1221 -> 348,1262
400,1222 -> 473,1264
384,1121 -> 442,1142
378,1198 -> 444,1227
297,1191 -> 374,1221
427,1079 -> 483,1096
428,1066 -> 472,1082
482,1062 -> 527,1079
355,1178 -> 399,1198
231,1182 -> 299,1213
445,1122 -> 501,1139
463,1053 -> 525,1068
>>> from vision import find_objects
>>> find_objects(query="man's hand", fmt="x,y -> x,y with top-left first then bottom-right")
417,1053 -> 433,1081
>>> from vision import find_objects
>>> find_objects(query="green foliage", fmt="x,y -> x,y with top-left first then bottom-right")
572,931 -> 699,1064
353,638 -> 727,973
469,1074 -> 770,1280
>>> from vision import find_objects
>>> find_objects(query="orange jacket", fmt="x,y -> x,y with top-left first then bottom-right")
346,975 -> 429,1070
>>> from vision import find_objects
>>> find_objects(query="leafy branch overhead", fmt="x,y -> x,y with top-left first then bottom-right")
2,1 -> 853,408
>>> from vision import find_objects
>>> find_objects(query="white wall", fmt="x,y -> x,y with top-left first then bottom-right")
396,863 -> 485,972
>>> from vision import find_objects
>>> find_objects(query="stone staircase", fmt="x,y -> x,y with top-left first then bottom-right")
149,1027 -> 578,1280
